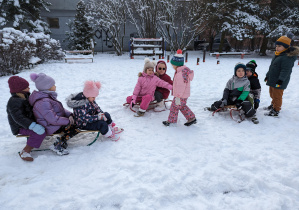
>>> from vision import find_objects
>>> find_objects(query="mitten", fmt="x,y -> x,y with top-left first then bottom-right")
167,84 -> 173,90
69,115 -> 74,125
175,97 -> 181,105
29,122 -> 45,135
254,99 -> 260,110
275,80 -> 283,87
220,99 -> 227,108
98,113 -> 107,121
235,100 -> 243,109
264,77 -> 268,82
131,95 -> 137,104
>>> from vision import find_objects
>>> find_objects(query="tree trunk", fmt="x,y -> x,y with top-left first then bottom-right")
219,32 -> 225,53
259,35 -> 268,56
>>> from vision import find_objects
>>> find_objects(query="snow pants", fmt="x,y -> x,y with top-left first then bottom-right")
126,95 -> 152,111
19,128 -> 47,148
168,97 -> 195,123
269,86 -> 284,111
80,112 -> 112,135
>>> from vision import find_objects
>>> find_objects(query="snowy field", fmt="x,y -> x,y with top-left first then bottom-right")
0,51 -> 299,210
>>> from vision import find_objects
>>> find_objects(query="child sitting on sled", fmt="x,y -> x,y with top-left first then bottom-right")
210,63 -> 255,118
29,73 -> 79,156
7,76 -> 47,161
162,49 -> 197,126
67,81 -> 122,141
154,60 -> 173,112
126,58 -> 173,117
246,60 -> 261,111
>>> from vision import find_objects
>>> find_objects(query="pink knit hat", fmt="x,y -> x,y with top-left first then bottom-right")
83,81 -> 101,98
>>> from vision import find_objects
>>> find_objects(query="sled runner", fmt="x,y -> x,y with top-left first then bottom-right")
123,100 -> 172,113
205,105 -> 245,123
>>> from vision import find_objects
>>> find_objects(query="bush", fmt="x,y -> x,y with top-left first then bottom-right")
0,28 -> 64,76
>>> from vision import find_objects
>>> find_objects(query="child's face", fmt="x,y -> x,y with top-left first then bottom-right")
157,63 -> 166,75
236,68 -> 245,78
276,45 -> 286,52
88,97 -> 95,103
22,87 -> 30,92
146,68 -> 154,75
49,85 -> 56,91
246,70 -> 252,77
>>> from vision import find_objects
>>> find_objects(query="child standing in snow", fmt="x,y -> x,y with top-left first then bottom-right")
126,58 -> 173,117
6,76 -> 46,161
29,73 -> 79,156
154,60 -> 173,112
66,81 -> 121,141
246,60 -> 261,110
210,63 -> 255,118
163,50 -> 197,126
264,35 -> 299,116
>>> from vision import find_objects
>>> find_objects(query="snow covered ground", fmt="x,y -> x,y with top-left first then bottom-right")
0,51 -> 299,210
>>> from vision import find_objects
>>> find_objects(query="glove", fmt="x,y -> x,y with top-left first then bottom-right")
264,77 -> 268,82
175,97 -> 181,105
29,122 -> 45,135
235,100 -> 243,110
220,99 -> 227,108
68,115 -> 74,125
168,85 -> 173,90
98,113 -> 107,121
275,80 -> 283,87
254,99 -> 260,110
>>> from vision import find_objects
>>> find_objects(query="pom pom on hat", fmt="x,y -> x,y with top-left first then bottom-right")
275,36 -> 291,48
83,81 -> 101,98
170,49 -> 184,66
30,73 -> 55,91
8,76 -> 29,93
246,60 -> 258,72
143,58 -> 156,72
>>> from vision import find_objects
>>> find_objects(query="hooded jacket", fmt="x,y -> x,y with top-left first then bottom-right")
172,65 -> 194,98
266,46 -> 299,89
66,92 -> 103,128
247,72 -> 261,101
133,72 -> 172,101
29,90 -> 71,135
155,61 -> 173,99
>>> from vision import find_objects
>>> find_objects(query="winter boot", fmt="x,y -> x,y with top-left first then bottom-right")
265,108 -> 279,117
263,104 -> 273,110
154,101 -> 166,112
184,118 -> 197,126
134,111 -> 145,117
50,137 -> 69,156
108,123 -> 123,134
19,150 -> 33,162
105,127 -> 120,141
250,115 -> 259,124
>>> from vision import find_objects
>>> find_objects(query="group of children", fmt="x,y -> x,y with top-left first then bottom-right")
6,35 -> 299,162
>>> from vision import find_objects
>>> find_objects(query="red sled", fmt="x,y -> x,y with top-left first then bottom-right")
211,105 -> 245,123
123,100 -> 172,113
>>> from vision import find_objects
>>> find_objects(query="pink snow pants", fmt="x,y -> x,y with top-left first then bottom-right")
19,128 -> 47,148
168,97 -> 195,123
126,95 -> 152,111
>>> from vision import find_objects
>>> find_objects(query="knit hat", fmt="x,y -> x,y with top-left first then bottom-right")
275,36 -> 291,48
170,49 -> 184,66
234,62 -> 246,76
30,73 -> 55,91
143,58 -> 156,73
83,81 -> 101,98
246,60 -> 258,72
8,76 -> 29,93
155,60 -> 167,73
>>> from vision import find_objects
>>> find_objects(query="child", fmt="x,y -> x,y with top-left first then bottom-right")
246,60 -> 261,110
7,76 -> 46,161
154,60 -> 173,111
264,35 -> 299,116
163,49 -> 196,126
126,58 -> 173,117
29,73 -> 78,155
66,81 -> 121,141
210,62 -> 255,118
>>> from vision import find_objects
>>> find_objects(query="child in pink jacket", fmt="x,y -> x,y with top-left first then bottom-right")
126,58 -> 172,116
163,50 -> 197,126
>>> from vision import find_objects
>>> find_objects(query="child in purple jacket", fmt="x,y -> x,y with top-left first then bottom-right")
66,81 -> 121,141
29,73 -> 78,156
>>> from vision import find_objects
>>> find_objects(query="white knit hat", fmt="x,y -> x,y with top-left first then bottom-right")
143,58 -> 156,72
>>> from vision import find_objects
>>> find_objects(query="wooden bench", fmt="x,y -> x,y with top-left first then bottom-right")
64,39 -> 94,63
130,38 -> 165,59
210,52 -> 251,59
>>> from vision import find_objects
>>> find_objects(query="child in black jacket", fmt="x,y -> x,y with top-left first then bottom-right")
246,60 -> 261,110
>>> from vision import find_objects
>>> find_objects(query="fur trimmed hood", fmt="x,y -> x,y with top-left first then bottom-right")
287,46 -> 299,57
66,92 -> 89,108
138,72 -> 159,77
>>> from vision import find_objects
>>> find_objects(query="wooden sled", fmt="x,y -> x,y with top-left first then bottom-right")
123,100 -> 172,113
212,105 -> 245,123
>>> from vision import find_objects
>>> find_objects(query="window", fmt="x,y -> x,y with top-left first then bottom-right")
47,18 -> 59,29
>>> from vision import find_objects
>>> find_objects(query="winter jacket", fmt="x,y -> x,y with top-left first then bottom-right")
155,60 -> 173,99
266,46 -> 299,89
29,90 -> 72,135
222,75 -> 250,102
7,93 -> 35,135
172,65 -> 194,98
132,72 -> 173,101
248,73 -> 261,101
66,92 -> 103,128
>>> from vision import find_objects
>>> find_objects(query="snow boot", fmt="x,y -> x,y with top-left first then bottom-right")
250,115 -> 259,124
134,111 -> 145,117
184,118 -> 197,126
19,150 -> 33,162
263,104 -> 273,110
105,127 -> 120,141
50,137 -> 69,156
264,108 -> 279,117
162,121 -> 171,126
154,101 -> 166,112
